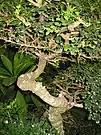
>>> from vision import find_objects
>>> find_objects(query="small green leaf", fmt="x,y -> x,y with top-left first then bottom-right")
56,17 -> 61,21
46,28 -> 51,35
46,31 -> 50,35
55,36 -> 61,44
3,76 -> 17,86
0,21 -> 4,26
54,22 -> 61,26
9,20 -> 21,26
1,55 -> 13,74
64,44 -> 70,51
75,11 -> 79,16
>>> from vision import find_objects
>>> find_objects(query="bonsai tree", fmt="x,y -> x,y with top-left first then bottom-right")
0,0 -> 101,134
17,53 -> 83,135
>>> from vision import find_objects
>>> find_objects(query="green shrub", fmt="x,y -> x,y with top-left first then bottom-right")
0,102 -> 59,135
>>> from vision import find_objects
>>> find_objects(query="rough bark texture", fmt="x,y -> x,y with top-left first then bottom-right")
17,54 -> 82,135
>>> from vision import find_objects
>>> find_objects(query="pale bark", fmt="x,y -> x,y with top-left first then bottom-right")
17,54 -> 83,135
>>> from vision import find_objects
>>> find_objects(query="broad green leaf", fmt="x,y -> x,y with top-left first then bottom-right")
14,52 -> 24,69
0,67 -> 11,78
14,63 -> 33,76
3,76 -> 17,86
16,91 -> 27,108
14,52 -> 35,68
15,91 -> 27,116
0,47 -> 5,55
27,65 -> 36,72
31,95 -> 44,108
14,63 -> 25,76
13,53 -> 26,75
14,52 -> 35,76
1,55 -> 13,74
0,84 -> 6,95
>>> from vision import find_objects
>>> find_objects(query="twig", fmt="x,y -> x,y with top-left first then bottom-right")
0,38 -> 46,49
53,82 -> 73,100
81,54 -> 101,60
27,0 -> 40,7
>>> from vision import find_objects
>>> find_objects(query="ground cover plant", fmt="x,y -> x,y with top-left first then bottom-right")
0,0 -> 101,135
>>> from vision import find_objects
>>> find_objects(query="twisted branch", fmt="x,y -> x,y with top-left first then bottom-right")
17,53 -> 83,135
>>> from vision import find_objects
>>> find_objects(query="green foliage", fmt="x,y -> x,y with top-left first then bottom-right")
7,91 -> 27,120
9,20 -> 21,27
70,0 -> 101,16
46,7 -> 80,35
2,76 -> 17,86
0,67 -> 11,78
66,61 -> 101,123
61,7 -> 80,22
0,102 -> 59,135
1,0 -> 98,58
77,61 -> 101,123
50,59 -> 101,124
6,121 -> 59,135
13,52 -> 36,76
1,55 -> 13,74
0,52 -> 35,101
31,95 -> 45,108
0,52 -> 35,86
